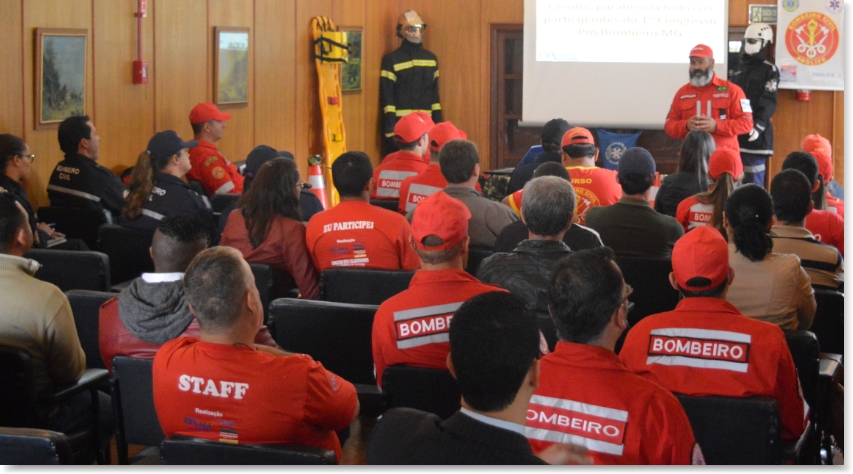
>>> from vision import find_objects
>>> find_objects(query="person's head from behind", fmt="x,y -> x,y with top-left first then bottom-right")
801,134 -> 834,183
394,112 -> 433,156
448,292 -> 541,413
428,122 -> 466,158
0,134 -> 33,182
183,247 -> 262,336
561,127 -> 597,164
239,158 -> 302,247
782,151 -> 826,211
771,169 -> 813,225
0,193 -> 33,256
533,161 -> 570,181
151,215 -> 210,273
679,130 -> 714,189
411,191 -> 471,268
332,151 -> 373,198
540,119 -> 571,153
243,145 -> 295,191
58,115 -> 99,160
670,226 -> 733,298
724,184 -> 774,262
548,247 -> 628,347
616,147 -> 656,196
439,140 -> 480,185
702,148 -> 744,233
521,176 -> 575,238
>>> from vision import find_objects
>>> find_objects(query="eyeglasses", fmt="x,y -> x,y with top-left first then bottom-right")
296,181 -> 308,190
17,154 -> 35,163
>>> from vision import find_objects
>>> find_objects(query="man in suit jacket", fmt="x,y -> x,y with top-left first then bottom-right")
367,292 -> 591,465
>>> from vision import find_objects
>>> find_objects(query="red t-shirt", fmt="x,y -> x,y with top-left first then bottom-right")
619,297 -> 808,441
186,141 -> 244,196
805,209 -> 844,257
153,337 -> 357,460
370,151 -> 429,200
675,195 -> 714,232
566,167 -> 622,225
371,269 -> 505,388
506,189 -> 524,215
826,193 -> 845,219
305,200 -> 421,272
526,342 -> 700,465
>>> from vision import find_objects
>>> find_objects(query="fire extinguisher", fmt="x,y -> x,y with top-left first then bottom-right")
795,89 -> 811,101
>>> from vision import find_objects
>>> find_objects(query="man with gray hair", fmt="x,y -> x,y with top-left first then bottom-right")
476,176 -> 575,316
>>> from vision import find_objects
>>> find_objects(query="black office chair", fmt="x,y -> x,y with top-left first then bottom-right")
248,262 -> 273,321
160,434 -> 337,465
382,366 -> 461,420
97,225 -> 154,285
810,289 -> 843,357
66,290 -> 115,371
187,180 -> 207,197
25,249 -> 111,292
0,427 -> 74,465
211,193 -> 240,214
783,330 -> 821,464
614,255 -> 680,327
111,356 -> 164,464
320,268 -> 416,305
369,198 -> 400,212
37,206 -> 107,250
465,246 -> 494,275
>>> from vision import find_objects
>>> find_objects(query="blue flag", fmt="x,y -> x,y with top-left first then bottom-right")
598,130 -> 642,171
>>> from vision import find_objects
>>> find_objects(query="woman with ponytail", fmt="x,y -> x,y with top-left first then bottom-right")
654,130 -> 713,217
675,148 -> 743,235
723,184 -> 816,330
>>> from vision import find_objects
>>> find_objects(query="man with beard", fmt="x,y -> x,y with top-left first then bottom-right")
664,44 -> 753,155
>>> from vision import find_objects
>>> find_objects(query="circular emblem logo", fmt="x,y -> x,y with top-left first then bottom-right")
605,142 -> 627,167
782,0 -> 799,12
212,167 -> 226,180
785,13 -> 839,66
573,187 -> 601,224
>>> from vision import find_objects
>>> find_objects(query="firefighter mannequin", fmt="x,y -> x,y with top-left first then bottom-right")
380,10 -> 442,158
731,23 -> 779,188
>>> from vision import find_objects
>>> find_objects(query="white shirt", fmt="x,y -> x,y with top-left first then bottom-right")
140,272 -> 184,283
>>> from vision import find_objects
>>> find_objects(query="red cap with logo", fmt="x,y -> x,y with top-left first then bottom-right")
708,148 -> 743,180
561,127 -> 595,148
394,112 -> 434,143
411,191 -> 471,250
189,102 -> 233,124
801,134 -> 833,182
689,44 -> 714,59
429,122 -> 467,153
672,226 -> 730,291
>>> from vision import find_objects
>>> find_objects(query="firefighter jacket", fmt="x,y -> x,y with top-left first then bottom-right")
730,52 -> 779,155
380,40 -> 442,138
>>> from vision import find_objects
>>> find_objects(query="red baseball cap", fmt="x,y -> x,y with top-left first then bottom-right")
672,226 -> 730,291
429,122 -> 467,153
411,191 -> 471,250
189,102 -> 233,124
689,44 -> 714,59
561,127 -> 595,148
801,134 -> 833,182
394,112 -> 434,143
708,148 -> 743,180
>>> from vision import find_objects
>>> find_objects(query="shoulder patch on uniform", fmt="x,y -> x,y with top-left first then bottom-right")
765,79 -> 778,92
204,156 -> 218,167
716,86 -> 728,92
212,167 -> 226,180
740,98 -> 753,113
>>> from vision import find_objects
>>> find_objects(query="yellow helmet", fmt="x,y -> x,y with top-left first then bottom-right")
397,10 -> 427,44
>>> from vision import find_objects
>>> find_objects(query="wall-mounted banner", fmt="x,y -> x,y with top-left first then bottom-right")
776,0 -> 844,90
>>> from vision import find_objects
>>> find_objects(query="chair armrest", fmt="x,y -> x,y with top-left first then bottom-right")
160,434 -> 338,465
39,369 -> 109,403
819,356 -> 842,385
783,419 -> 812,463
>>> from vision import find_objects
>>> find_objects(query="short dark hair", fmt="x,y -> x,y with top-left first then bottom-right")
562,143 -> 596,159
771,169 -> 813,224
57,115 -> 92,155
332,151 -> 373,197
781,151 -> 819,185
522,176 -> 575,236
532,161 -> 570,180
398,135 -> 424,151
0,134 -> 27,173
449,292 -> 540,412
183,247 -> 250,333
0,193 -> 27,253
439,140 -> 479,184
191,121 -> 206,136
548,247 -> 624,344
618,172 -> 653,195
152,216 -> 210,273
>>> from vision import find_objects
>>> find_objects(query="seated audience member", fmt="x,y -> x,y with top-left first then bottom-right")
47,115 -> 127,219
186,102 -> 242,196
560,127 -> 621,225
654,130 -> 713,217
368,292 -> 592,465
218,146 -> 325,235
477,176 -> 574,315
220,158 -> 320,299
100,216 -> 279,372
371,112 -> 432,200
620,225 -> 809,442
506,118 -> 571,194
120,131 -> 218,240
153,247 -> 359,461
432,140 -> 519,248
724,184 -> 816,330
526,247 -> 701,465
676,148 -> 743,234
782,151 -> 844,256
801,134 -> 844,217
769,169 -> 843,289
495,163 -> 603,253
306,151 -> 420,271
586,147 -> 684,258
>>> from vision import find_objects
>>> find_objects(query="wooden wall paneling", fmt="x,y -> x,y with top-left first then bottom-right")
770,90 -> 837,181
93,0 -> 155,177
728,0 -> 774,26
0,0 -> 24,137
22,0 -> 93,209
362,0 -> 397,165
339,1 -> 367,158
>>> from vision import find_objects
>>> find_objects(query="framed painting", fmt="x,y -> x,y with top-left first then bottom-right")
35,28 -> 87,128
341,27 -> 363,92
214,27 -> 250,105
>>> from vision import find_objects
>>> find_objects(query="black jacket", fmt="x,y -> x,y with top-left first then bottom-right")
730,52 -> 779,155
0,173 -> 49,248
48,153 -> 127,217
506,150 -> 562,194
494,220 -> 602,254
654,171 -> 707,217
380,40 -> 442,137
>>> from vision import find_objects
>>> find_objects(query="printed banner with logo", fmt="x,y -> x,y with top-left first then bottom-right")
776,0 -> 844,90
597,130 -> 642,171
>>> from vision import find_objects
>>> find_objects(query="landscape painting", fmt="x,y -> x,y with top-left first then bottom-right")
36,28 -> 87,127
341,27 -> 363,92
215,27 -> 249,105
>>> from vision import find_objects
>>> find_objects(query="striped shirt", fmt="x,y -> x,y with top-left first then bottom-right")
771,225 -> 843,290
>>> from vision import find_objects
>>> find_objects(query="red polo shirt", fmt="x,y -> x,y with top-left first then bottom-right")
187,140 -> 244,196
566,167 -> 622,225
805,209 -> 844,257
371,151 -> 429,200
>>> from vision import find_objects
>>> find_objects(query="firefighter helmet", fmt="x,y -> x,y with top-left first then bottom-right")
397,10 -> 427,44
744,23 -> 773,55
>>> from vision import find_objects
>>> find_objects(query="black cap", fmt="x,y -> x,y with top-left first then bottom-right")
244,145 -> 295,178
617,147 -> 656,180
541,119 -> 571,146
147,131 -> 197,163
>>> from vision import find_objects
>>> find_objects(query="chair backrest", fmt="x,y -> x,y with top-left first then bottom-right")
97,225 -> 154,284
268,298 -> 378,385
782,330 -> 819,413
381,366 -> 460,420
0,428 -> 73,465
369,199 -> 399,212
320,268 -> 416,305
37,206 -> 106,250
25,249 -> 111,292
614,255 -> 680,326
211,193 -> 240,213
66,290 -> 115,370
465,246 -> 495,275
248,262 -> 273,320
188,180 -> 207,197
111,356 -> 165,448
160,434 -> 336,465
675,394 -> 782,464
810,289 -> 843,357
0,346 -> 37,428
